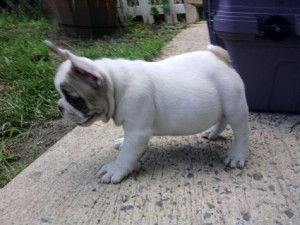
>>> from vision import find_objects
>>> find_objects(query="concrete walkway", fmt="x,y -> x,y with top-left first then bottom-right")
1,22 -> 300,225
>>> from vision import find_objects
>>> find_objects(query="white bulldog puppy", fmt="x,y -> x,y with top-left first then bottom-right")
45,40 -> 249,184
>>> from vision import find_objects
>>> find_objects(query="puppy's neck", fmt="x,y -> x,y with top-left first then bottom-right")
101,73 -> 116,123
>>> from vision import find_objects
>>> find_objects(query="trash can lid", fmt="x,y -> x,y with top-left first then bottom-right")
213,12 -> 259,35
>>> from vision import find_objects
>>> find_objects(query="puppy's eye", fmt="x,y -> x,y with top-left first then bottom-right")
61,89 -> 89,114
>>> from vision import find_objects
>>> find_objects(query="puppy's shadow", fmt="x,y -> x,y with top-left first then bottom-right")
202,135 -> 228,141
133,135 -> 233,180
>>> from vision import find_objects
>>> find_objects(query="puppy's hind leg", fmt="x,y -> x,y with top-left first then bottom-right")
223,103 -> 249,168
202,118 -> 227,140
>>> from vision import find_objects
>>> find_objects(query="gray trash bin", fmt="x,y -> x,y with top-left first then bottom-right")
203,0 -> 300,113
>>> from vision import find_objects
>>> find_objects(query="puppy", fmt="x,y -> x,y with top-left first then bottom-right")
44,40 -> 249,184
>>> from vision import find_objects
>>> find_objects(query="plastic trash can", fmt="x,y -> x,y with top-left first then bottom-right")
203,0 -> 300,113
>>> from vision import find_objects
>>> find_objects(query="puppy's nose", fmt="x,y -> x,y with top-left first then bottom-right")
58,105 -> 64,115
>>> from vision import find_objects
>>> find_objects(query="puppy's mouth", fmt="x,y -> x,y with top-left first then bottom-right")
77,112 -> 102,127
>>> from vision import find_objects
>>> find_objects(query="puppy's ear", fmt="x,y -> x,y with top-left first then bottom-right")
68,53 -> 104,89
44,40 -> 70,62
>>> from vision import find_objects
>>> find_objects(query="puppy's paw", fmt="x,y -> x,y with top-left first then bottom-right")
113,137 -> 124,150
97,160 -> 131,184
223,149 -> 246,168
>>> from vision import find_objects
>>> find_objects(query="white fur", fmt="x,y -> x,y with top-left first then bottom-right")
52,45 -> 249,184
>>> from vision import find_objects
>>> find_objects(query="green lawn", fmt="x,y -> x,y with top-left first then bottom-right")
0,12 -> 185,187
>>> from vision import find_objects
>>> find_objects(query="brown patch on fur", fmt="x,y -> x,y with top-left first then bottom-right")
61,72 -> 110,120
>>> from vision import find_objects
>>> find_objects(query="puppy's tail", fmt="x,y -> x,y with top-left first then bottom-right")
207,44 -> 232,66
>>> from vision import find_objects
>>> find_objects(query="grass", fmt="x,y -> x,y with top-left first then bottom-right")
0,12 -> 186,187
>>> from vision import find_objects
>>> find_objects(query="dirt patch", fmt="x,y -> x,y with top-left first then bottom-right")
0,81 -> 8,93
6,119 -> 75,165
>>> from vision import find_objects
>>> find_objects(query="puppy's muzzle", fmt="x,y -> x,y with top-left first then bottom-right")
58,105 -> 64,115
83,112 -> 103,120
75,112 -> 103,126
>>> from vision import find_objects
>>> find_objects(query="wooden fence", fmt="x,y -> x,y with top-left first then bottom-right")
0,0 -> 186,24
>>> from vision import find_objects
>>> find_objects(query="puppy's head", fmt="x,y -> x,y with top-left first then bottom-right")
45,40 -> 109,127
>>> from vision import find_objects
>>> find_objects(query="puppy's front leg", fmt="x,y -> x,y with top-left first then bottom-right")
97,129 -> 151,184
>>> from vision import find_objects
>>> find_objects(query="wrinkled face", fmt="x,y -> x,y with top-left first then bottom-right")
44,40 -> 110,127
55,60 -> 109,127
